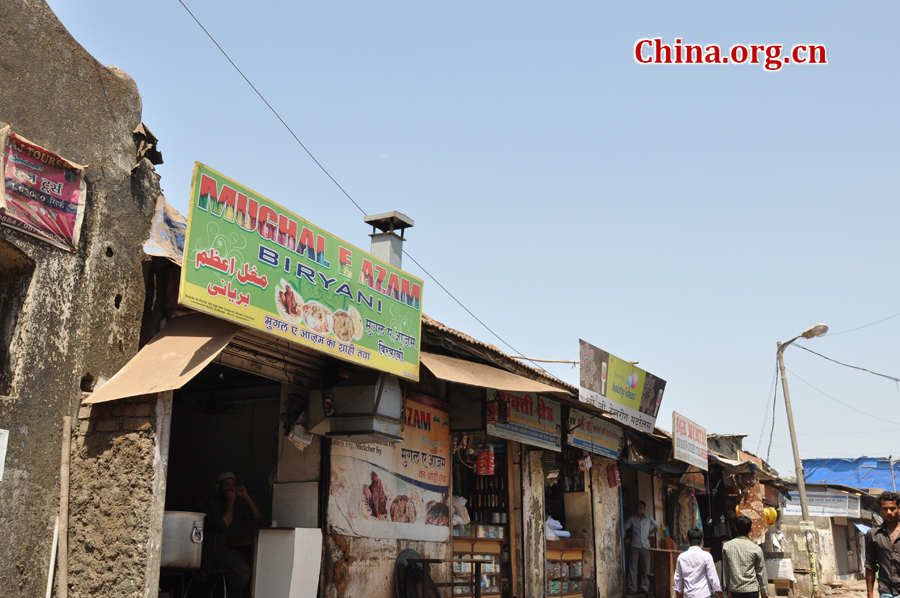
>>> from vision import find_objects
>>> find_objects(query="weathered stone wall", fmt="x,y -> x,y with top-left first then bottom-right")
0,1 -> 161,596
592,457 -> 624,598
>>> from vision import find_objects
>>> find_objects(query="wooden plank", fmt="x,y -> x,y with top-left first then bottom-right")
511,441 -> 523,598
522,449 -> 547,598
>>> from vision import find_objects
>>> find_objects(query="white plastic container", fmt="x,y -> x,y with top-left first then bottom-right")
160,511 -> 205,569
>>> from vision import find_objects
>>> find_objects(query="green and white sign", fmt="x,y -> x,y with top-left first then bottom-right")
179,163 -> 423,380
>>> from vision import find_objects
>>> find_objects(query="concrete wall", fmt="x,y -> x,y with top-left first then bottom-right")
782,514 -> 835,595
0,1 -> 162,595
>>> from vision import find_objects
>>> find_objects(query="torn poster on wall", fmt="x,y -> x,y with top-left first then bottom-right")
328,394 -> 450,541
1,126 -> 87,251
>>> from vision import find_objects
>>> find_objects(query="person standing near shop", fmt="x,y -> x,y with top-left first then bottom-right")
624,500 -> 660,596
865,490 -> 900,598
203,471 -> 262,597
674,527 -> 724,598
722,515 -> 767,598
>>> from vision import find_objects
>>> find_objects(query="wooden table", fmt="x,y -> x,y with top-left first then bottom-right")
648,546 -> 712,598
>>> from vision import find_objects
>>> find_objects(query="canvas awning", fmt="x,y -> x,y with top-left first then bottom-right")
83,313 -> 239,404
419,351 -> 570,395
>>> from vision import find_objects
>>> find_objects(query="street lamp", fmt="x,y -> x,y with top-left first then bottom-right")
777,322 -> 828,598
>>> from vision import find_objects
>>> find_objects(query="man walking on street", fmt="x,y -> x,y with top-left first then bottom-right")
674,527 -> 724,598
865,490 -> 900,598
722,515 -> 768,598
624,500 -> 660,596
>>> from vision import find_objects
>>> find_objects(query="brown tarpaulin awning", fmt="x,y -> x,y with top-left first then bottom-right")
83,313 -> 239,404
419,351 -> 570,395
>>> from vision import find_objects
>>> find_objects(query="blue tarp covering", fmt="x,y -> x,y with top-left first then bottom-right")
854,522 -> 871,534
803,457 -> 900,490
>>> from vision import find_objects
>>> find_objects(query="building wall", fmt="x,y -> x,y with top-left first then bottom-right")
782,514 -> 836,595
0,1 -> 161,595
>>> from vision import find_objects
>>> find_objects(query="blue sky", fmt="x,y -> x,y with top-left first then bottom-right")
46,1 -> 900,479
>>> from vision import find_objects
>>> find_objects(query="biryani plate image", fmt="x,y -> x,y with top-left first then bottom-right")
275,279 -> 303,324
302,300 -> 334,335
348,306 -> 364,341
332,310 -> 355,342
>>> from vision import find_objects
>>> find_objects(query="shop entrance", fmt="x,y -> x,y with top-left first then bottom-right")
161,362 -> 282,597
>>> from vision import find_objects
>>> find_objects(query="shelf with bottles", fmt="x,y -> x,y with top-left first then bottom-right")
559,447 -> 586,493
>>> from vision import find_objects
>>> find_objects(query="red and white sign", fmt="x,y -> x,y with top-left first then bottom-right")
672,412 -> 708,471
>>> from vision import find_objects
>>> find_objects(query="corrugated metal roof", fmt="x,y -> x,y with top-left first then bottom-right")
421,313 -> 577,393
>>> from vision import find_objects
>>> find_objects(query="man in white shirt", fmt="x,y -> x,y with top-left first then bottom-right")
674,527 -> 724,598
624,500 -> 660,595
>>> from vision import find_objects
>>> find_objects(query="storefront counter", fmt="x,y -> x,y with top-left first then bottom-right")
546,538 -> 586,597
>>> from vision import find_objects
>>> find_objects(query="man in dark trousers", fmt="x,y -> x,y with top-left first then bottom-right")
866,491 -> 900,598
203,471 -> 261,597
624,500 -> 660,596
722,515 -> 767,598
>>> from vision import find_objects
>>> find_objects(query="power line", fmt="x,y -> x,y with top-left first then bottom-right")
785,367 -> 900,425
176,0 -> 367,218
746,429 -> 900,437
175,0 -> 552,377
766,359 -> 779,464
794,344 -> 900,385
755,359 -> 778,456
826,310 -> 900,337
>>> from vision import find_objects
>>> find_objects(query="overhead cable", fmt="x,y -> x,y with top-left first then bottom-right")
175,0 -> 553,378
785,367 -> 900,426
794,344 -> 900,385
826,310 -> 900,337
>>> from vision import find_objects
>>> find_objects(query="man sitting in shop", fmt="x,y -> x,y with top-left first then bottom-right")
624,500 -> 660,596
673,527 -> 723,598
202,471 -> 262,597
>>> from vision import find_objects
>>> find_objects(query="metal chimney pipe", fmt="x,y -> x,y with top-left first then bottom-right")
364,211 -> 414,269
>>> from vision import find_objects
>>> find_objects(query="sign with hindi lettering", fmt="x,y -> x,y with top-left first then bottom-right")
567,408 -> 623,459
672,412 -> 708,471
179,163 -> 423,380
578,339 -> 667,434
785,492 -> 861,518
486,390 -> 561,452
328,394 -> 450,541
1,127 -> 87,251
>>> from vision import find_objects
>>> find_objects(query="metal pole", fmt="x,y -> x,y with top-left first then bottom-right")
777,341 -> 820,597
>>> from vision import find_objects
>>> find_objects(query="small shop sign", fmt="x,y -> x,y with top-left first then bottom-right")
566,408 -> 623,459
486,390 -> 561,452
672,411 -> 708,471
179,163 -> 423,380
785,492 -> 861,518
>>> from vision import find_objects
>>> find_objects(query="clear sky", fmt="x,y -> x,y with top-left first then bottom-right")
46,0 -> 900,480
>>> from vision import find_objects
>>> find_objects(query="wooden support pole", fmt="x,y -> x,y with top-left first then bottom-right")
58,416 -> 71,598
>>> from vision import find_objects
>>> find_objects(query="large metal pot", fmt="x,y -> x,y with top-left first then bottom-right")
160,511 -> 205,569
